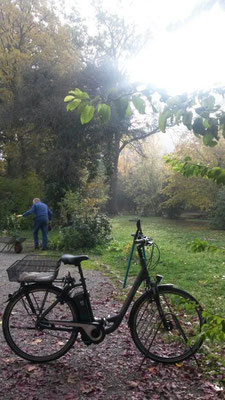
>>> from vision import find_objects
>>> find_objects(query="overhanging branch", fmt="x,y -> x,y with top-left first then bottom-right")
119,126 -> 160,154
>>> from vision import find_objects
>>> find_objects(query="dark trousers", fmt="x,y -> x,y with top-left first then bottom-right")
33,217 -> 48,249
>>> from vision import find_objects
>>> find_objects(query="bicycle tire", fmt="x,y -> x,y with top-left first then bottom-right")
3,284 -> 78,363
129,286 -> 203,363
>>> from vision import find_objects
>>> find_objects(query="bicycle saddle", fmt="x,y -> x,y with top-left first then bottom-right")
61,254 -> 89,266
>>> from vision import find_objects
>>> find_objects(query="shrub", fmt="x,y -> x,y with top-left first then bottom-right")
51,213 -> 111,250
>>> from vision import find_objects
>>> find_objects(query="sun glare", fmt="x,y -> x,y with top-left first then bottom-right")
64,0 -> 225,95
127,3 -> 225,95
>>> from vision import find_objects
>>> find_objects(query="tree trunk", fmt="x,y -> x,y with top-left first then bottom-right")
104,128 -> 121,215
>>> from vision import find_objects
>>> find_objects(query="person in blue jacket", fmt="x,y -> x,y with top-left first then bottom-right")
17,198 -> 52,250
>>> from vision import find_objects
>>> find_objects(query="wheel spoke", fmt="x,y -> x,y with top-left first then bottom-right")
3,286 -> 78,362
130,287 -> 203,363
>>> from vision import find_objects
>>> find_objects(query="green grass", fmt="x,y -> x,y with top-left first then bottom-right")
96,216 -> 225,316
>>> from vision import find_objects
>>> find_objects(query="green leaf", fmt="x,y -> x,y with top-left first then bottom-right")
76,101 -> 89,115
68,88 -> 89,99
203,133 -> 217,147
97,104 -> 111,123
66,99 -> 81,111
64,95 -> 75,102
203,118 -> 210,129
80,105 -> 95,124
159,108 -> 171,133
132,95 -> 146,114
192,117 -> 206,135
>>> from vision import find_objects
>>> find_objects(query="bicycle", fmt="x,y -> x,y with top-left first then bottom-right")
2,220 -> 203,364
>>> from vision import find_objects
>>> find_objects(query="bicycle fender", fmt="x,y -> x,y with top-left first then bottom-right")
157,283 -> 174,289
4,283 -> 61,303
4,286 -> 27,303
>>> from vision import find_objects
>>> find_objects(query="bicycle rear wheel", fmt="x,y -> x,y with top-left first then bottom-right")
129,286 -> 203,363
3,285 -> 78,363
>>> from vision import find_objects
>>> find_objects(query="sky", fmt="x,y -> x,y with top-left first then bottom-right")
64,0 -> 225,95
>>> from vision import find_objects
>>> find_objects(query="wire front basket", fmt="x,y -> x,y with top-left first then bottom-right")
7,254 -> 61,283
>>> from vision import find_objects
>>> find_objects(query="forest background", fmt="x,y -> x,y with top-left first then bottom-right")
1,0 -> 225,232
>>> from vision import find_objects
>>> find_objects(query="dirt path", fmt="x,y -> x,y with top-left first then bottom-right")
0,251 -> 223,400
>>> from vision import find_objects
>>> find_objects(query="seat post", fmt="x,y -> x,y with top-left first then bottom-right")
77,263 -> 94,320
77,263 -> 88,292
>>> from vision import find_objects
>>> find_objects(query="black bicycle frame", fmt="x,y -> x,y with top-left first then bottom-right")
19,225 -> 158,342
19,244 -> 151,337
105,244 -> 150,334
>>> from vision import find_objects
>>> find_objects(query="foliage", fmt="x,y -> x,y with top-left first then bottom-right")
0,173 -> 44,229
157,134 -> 225,216
0,0 -> 85,215
200,311 -> 225,343
54,176 -> 111,249
64,83 -> 225,150
165,156 -> 225,185
64,3 -> 154,214
51,213 -> 111,250
59,173 -> 108,226
117,138 -> 164,216
160,172 -> 216,214
4,213 -> 23,237
0,0 -> 79,101
210,188 -> 225,229
187,238 -> 221,253
65,88 -> 146,125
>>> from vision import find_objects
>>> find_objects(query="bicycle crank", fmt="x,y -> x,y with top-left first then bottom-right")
39,319 -> 106,343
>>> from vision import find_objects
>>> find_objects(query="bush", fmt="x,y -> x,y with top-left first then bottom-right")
210,188 -> 225,229
50,213 -> 111,250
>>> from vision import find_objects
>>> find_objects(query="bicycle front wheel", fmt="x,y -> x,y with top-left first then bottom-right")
3,285 -> 78,363
129,286 -> 203,363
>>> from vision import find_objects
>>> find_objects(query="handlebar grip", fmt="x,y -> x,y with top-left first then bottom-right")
134,237 -> 154,246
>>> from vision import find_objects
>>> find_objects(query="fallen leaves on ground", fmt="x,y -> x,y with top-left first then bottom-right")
0,270 -> 224,400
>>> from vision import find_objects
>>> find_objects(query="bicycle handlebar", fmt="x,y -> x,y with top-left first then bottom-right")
132,220 -> 153,246
134,237 -> 153,246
